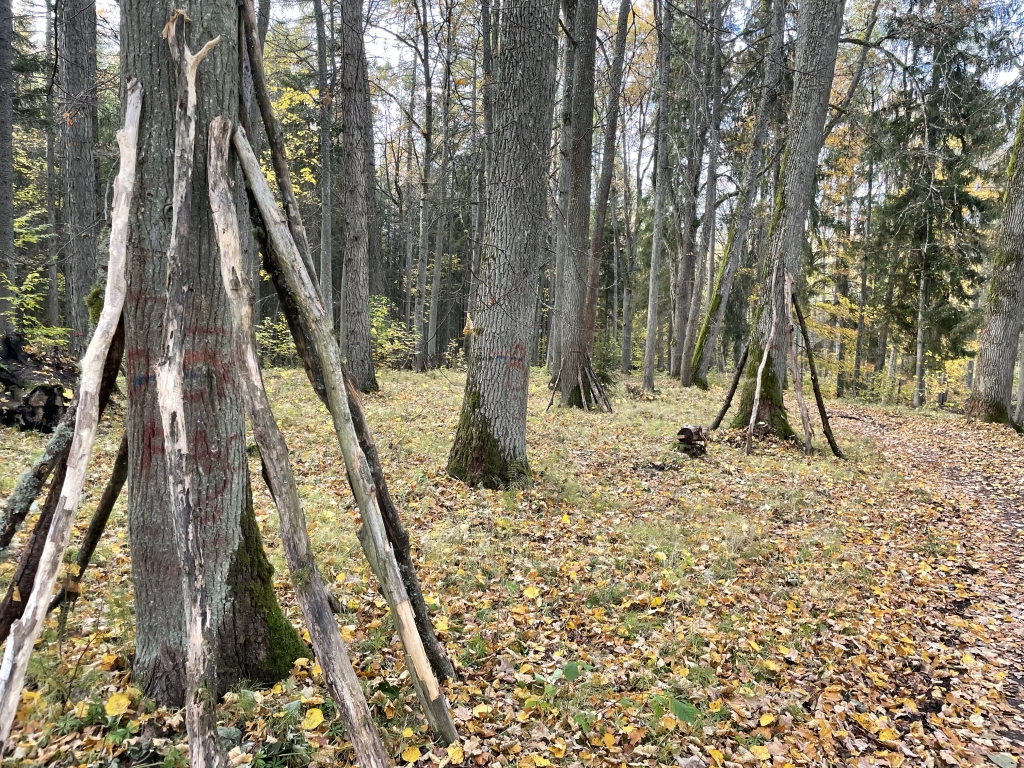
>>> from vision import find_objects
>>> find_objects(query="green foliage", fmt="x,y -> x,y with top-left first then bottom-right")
591,337 -> 618,387
256,313 -> 299,367
0,270 -> 70,351
369,295 -> 419,369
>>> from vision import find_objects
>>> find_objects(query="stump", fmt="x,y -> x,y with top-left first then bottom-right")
0,331 -> 77,432
675,425 -> 709,458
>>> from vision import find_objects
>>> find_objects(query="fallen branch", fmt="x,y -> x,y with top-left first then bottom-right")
154,14 -> 223,768
793,294 -> 844,460
785,273 -> 813,455
746,261 -> 781,455
710,342 -> 748,431
235,125 -> 459,745
208,115 -> 392,768
0,78 -> 142,746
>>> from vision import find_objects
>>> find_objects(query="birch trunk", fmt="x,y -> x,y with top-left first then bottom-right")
731,0 -> 846,436
448,0 -> 559,487
966,102 -> 1024,426
0,80 -> 141,745
208,116 -> 392,768
235,128 -> 459,744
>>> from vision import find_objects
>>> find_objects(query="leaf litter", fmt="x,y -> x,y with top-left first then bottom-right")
0,370 -> 1022,767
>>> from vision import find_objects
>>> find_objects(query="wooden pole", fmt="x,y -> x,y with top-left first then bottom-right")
793,294 -> 844,459
208,116 -> 392,768
0,78 -> 142,746
234,126 -> 459,745
709,342 -> 748,431
155,15 -> 223,768
785,272 -> 813,454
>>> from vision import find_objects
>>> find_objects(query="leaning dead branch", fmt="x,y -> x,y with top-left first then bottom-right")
785,272 -> 814,454
208,115 -> 392,768
0,78 -> 143,745
155,13 -> 223,768
793,294 -> 844,459
234,126 -> 459,745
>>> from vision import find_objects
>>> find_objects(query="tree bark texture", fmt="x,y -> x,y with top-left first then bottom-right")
448,0 -> 559,488
58,0 -> 99,355
0,0 -> 13,332
340,0 -> 379,390
122,1 -> 304,709
966,102 -> 1024,425
731,0 -> 846,436
208,117 -> 393,768
642,1 -> 673,393
0,82 -> 140,744
313,0 -> 333,327
413,0 -> 433,371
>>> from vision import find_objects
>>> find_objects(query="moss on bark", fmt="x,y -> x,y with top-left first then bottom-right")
964,394 -> 1024,432
448,387 -> 529,489
729,347 -> 796,440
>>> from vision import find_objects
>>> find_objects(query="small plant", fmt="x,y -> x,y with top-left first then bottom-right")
369,295 -> 419,369
256,313 -> 299,367
0,269 -> 70,351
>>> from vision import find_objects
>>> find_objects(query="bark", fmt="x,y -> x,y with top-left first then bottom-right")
0,0 -> 11,331
965,102 -> 1024,426
45,0 -> 59,326
794,294 -> 843,458
449,0 -> 558,487
313,0 -> 333,327
620,183 -> 636,372
123,2 -> 304,708
428,55 -> 453,367
851,158 -> 872,394
208,117 -> 392,768
413,0 -> 433,371
340,0 -> 379,390
732,0 -> 846,435
0,324 -> 123,641
236,128 -> 459,744
710,342 -> 748,431
403,67 -> 417,325
785,275 -> 813,453
691,0 -> 783,387
583,0 -> 630,350
1015,331 -> 1024,424
641,1 -> 673,393
0,83 -> 140,744
59,0 -> 98,355
912,270 -> 927,407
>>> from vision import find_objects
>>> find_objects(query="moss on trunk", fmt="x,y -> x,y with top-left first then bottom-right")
964,394 -> 1023,432
729,347 -> 796,440
448,389 -> 529,489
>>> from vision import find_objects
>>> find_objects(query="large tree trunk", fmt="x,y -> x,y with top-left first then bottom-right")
691,0 -> 783,388
59,0 -> 98,355
641,0 -> 673,393
412,0 -> 433,372
122,0 -> 304,708
340,0 -> 379,390
583,0 -> 630,350
0,0 -> 12,333
427,52 -> 453,368
449,0 -> 558,487
966,103 -> 1024,426
731,0 -> 846,436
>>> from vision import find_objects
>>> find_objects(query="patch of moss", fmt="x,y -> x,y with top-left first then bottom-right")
85,280 -> 105,327
448,379 -> 530,489
730,345 -> 796,440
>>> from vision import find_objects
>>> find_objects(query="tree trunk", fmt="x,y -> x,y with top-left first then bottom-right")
620,182 -> 636,372
340,0 -> 379,390
0,0 -> 12,333
641,0 -> 673,393
448,0 -> 558,487
403,67 -> 417,326
427,54 -> 453,367
59,0 -> 98,355
966,102 -> 1024,426
851,158 -> 872,394
413,0 -> 433,371
44,0 -> 59,327
122,1 -> 304,709
691,0 -> 783,387
583,0 -> 630,350
1015,331 -> 1024,424
731,0 -> 846,436
313,0 -> 333,327
912,270 -> 927,407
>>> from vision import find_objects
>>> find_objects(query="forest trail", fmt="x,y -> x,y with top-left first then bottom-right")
837,405 -> 1024,750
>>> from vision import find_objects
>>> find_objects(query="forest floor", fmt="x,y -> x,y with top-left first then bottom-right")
1,367 -> 1023,768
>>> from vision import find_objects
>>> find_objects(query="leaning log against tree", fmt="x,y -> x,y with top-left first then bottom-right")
793,295 -> 844,459
0,78 -> 142,746
235,126 -> 459,745
0,322 -> 124,642
209,115 -> 392,768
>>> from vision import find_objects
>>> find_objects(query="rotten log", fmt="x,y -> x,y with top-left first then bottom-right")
234,125 -> 459,745
209,115 -> 392,768
0,78 -> 143,746
793,294 -> 844,459
154,16 -> 223,768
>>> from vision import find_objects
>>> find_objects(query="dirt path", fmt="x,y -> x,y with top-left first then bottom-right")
837,406 -> 1024,751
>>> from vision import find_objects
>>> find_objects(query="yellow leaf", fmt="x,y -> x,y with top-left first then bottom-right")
523,586 -> 540,599
708,747 -> 724,767
750,745 -> 771,761
447,744 -> 465,765
473,703 -> 492,717
299,708 -> 323,731
435,616 -> 449,632
105,693 -> 131,717
401,746 -> 422,762
759,713 -> 775,727
12,586 -> 19,602
748,639 -> 761,652
762,660 -> 782,673
549,740 -> 566,758
654,552 -> 667,562
709,699 -> 722,712
403,727 -> 414,737
534,757 -> 551,767
659,713 -> 678,731
602,731 -> 615,748
561,513 -> 570,524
